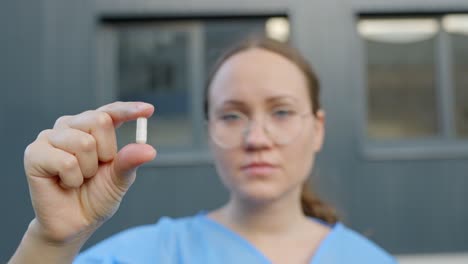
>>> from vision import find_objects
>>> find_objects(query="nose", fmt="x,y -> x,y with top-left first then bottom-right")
243,120 -> 273,149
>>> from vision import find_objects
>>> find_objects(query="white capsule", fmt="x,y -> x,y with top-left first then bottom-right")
136,117 -> 147,144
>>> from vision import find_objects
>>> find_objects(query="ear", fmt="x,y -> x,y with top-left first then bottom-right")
312,109 -> 325,152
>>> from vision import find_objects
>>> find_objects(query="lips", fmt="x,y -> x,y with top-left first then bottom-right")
241,162 -> 278,176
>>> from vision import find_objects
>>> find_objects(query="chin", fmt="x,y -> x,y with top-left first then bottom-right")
236,182 -> 285,204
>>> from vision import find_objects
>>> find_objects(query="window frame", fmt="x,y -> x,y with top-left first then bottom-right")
95,13 -> 289,166
355,12 -> 468,160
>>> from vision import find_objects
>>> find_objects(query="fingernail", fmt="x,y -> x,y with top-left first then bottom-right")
136,103 -> 152,111
133,103 -> 152,112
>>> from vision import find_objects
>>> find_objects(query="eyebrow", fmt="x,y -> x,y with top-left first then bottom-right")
218,95 -> 300,108
265,95 -> 299,104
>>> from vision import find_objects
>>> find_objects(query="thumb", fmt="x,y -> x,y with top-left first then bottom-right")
111,143 -> 157,191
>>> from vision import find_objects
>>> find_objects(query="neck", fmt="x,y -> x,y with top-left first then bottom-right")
217,189 -> 307,236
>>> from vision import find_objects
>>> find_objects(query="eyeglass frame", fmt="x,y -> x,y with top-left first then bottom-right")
206,110 -> 315,149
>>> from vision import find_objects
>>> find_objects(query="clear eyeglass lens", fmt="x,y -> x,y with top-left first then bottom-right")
211,112 -> 306,149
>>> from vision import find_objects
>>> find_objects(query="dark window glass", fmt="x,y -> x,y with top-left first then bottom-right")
359,19 -> 439,139
110,17 -> 289,150
452,33 -> 468,138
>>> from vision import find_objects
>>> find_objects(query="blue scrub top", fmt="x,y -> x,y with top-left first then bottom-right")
75,213 -> 397,263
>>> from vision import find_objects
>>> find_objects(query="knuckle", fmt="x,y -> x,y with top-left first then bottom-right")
61,175 -> 83,189
54,115 -> 71,128
95,112 -> 113,128
23,142 -> 36,161
23,144 -> 38,175
37,129 -> 53,139
61,157 -> 78,172
71,175 -> 84,187
78,135 -> 96,152
25,129 -> 52,160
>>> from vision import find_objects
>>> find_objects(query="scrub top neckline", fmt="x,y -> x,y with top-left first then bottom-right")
196,212 -> 342,264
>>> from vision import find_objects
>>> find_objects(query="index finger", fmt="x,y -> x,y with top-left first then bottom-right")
97,101 -> 155,128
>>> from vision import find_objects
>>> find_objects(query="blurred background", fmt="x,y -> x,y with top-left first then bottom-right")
1,0 -> 468,262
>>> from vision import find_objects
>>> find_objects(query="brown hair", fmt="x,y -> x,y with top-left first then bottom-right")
204,36 -> 338,224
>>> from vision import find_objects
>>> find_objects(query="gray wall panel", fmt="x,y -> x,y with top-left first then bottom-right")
0,1 -> 44,261
351,160 -> 468,253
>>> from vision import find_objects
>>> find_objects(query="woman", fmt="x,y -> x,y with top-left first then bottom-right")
10,37 -> 396,263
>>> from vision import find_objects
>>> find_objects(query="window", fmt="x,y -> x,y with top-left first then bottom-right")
97,15 -> 290,163
117,23 -> 198,149
358,14 -> 468,142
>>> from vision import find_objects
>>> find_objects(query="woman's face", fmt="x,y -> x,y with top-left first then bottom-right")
208,48 -> 325,205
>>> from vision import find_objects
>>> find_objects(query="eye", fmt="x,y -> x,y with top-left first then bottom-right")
273,109 -> 294,118
219,112 -> 243,122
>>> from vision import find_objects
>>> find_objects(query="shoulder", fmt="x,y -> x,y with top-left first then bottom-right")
74,216 -> 197,263
314,223 -> 397,263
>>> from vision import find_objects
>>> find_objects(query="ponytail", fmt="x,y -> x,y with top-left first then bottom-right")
300,180 -> 338,224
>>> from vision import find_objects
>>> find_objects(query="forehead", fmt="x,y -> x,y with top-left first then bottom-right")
209,48 -> 310,107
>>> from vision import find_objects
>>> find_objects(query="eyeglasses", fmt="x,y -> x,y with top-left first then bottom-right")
209,109 -> 313,149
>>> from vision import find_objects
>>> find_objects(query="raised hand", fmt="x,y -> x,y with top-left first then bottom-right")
23,101 -> 156,244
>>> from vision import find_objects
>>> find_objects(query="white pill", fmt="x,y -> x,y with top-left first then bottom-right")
136,117 -> 147,144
